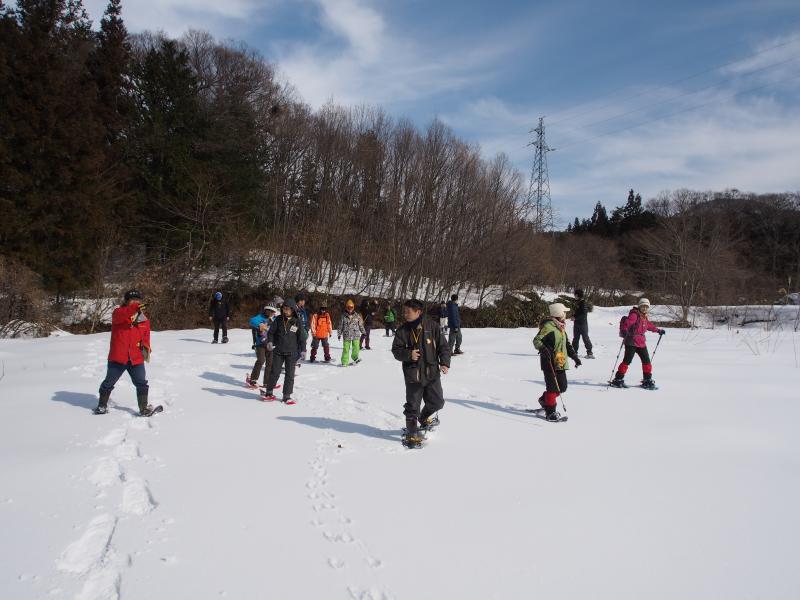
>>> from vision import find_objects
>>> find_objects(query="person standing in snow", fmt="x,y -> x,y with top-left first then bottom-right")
533,303 -> 582,421
439,301 -> 449,336
94,290 -> 158,416
384,303 -> 397,337
446,294 -> 464,355
294,293 -> 310,365
261,300 -> 307,404
208,291 -> 230,344
360,298 -> 377,350
309,303 -> 334,362
246,304 -> 278,389
610,298 -> 665,390
338,299 -> 365,366
571,288 -> 594,358
392,299 -> 451,444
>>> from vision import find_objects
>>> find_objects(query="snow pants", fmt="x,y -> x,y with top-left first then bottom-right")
341,339 -> 360,366
250,346 -> 273,385
385,322 -> 396,336
310,336 -> 331,361
616,345 -> 652,380
212,319 -> 228,342
572,320 -> 593,354
267,352 -> 296,399
448,327 -> 462,352
403,377 -> 445,422
541,368 -> 568,408
99,361 -> 149,410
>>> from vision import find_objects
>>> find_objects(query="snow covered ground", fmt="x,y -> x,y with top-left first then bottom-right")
1,307 -> 799,599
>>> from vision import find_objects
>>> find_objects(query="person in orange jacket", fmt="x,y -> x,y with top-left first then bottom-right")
309,303 -> 334,362
94,290 -> 157,416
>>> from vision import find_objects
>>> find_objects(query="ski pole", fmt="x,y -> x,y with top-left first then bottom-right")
607,341 -> 624,386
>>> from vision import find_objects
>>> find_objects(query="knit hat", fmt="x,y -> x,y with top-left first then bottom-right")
214,291 -> 222,300
263,305 -> 278,315
548,303 -> 570,319
638,298 -> 651,308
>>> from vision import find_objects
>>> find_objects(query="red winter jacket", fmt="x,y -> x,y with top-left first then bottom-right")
621,307 -> 660,348
108,303 -> 151,365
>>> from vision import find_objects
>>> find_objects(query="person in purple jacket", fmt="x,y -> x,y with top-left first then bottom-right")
610,298 -> 665,390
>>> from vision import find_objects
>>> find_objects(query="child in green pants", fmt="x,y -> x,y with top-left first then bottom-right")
338,299 -> 366,366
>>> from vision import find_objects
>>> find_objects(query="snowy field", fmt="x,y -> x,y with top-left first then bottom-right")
1,307 -> 799,599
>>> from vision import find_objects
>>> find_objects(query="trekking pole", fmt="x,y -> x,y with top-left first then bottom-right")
606,341 -> 624,387
650,333 -> 664,362
545,354 -> 567,413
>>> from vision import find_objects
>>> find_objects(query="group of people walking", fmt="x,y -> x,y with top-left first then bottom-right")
92,288 -> 665,448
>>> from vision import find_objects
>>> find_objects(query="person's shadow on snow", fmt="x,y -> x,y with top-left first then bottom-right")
277,416 -> 401,442
202,387 -> 260,401
199,371 -> 242,387
448,397 -> 542,423
51,391 -> 138,416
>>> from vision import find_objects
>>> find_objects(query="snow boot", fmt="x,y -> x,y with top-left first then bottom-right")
586,352 -> 595,359
93,390 -> 111,414
212,339 -> 218,344
245,375 -> 258,389
261,390 -> 277,401
545,408 -> 563,422
282,396 -> 296,406
222,336 -> 229,344
402,418 -> 424,448
609,376 -> 627,388
419,414 -> 440,431
641,378 -> 657,390
140,405 -> 159,417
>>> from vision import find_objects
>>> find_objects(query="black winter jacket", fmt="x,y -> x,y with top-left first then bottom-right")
392,317 -> 451,385
267,315 -> 308,355
209,299 -> 230,321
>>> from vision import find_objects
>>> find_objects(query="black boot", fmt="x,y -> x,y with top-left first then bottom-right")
137,393 -> 154,416
609,374 -> 627,388
403,418 -> 424,447
93,390 -> 111,415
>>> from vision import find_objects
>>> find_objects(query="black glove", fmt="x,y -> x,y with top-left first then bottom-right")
251,344 -> 256,350
659,329 -> 666,335
574,357 -> 582,368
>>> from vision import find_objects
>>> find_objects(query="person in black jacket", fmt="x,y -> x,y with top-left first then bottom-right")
360,298 -> 377,350
208,291 -> 230,343
391,299 -> 451,444
571,288 -> 594,358
261,301 -> 307,404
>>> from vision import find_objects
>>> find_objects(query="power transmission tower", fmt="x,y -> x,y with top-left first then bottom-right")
526,117 -> 555,232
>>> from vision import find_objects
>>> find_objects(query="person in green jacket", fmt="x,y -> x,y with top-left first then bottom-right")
384,304 -> 397,337
533,303 -> 582,421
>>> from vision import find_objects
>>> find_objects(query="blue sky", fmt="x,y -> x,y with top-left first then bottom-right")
85,0 -> 800,225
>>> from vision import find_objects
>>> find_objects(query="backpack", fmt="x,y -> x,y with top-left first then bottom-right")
619,310 -> 638,338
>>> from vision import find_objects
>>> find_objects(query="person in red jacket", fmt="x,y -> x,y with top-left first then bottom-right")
94,290 -> 157,416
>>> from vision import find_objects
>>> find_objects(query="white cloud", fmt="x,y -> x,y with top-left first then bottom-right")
83,0 -> 268,38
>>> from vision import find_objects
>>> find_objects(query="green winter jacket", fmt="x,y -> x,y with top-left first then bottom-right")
385,308 -> 397,323
533,317 -> 577,371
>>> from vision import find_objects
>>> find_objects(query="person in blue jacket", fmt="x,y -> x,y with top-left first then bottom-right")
446,294 -> 464,355
246,305 -> 278,388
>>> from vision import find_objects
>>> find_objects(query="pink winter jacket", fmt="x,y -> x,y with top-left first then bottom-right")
621,308 -> 661,348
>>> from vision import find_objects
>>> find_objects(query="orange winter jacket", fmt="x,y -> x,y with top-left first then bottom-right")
310,312 -> 334,339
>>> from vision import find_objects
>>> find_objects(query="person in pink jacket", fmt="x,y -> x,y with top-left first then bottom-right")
610,298 -> 665,390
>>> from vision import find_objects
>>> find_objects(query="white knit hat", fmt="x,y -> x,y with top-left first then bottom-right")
548,303 -> 570,319
638,298 -> 651,308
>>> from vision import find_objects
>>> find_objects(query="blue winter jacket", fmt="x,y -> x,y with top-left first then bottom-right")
297,307 -> 310,330
446,300 -> 461,329
250,314 -> 269,329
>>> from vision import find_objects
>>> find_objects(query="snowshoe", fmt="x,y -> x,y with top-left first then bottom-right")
260,391 -> 277,401
92,405 -> 108,415
282,398 -> 296,406
139,405 -> 163,417
324,357 -> 332,363
222,337 -> 229,344
640,379 -> 658,390
211,339 -> 219,344
419,415 -> 440,432
353,358 -> 362,365
453,350 -> 465,355
608,379 -> 628,388
401,430 -> 425,449
545,410 -> 567,423
525,408 -> 568,422
245,375 -> 258,389
585,353 -> 596,359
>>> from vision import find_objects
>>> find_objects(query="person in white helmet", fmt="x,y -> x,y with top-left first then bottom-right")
533,303 -> 582,421
610,298 -> 665,390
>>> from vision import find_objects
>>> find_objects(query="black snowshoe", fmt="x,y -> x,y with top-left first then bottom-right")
222,337 -> 229,344
419,414 -> 440,432
608,378 -> 628,388
92,405 -> 108,415
640,379 -> 658,390
139,404 -> 163,417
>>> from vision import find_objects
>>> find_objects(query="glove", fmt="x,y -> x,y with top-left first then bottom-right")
266,342 -> 274,351
251,344 -> 256,350
338,334 -> 342,340
574,357 -> 582,368
659,329 -> 666,335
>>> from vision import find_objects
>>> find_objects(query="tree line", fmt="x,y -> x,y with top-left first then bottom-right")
1,1 -> 798,333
